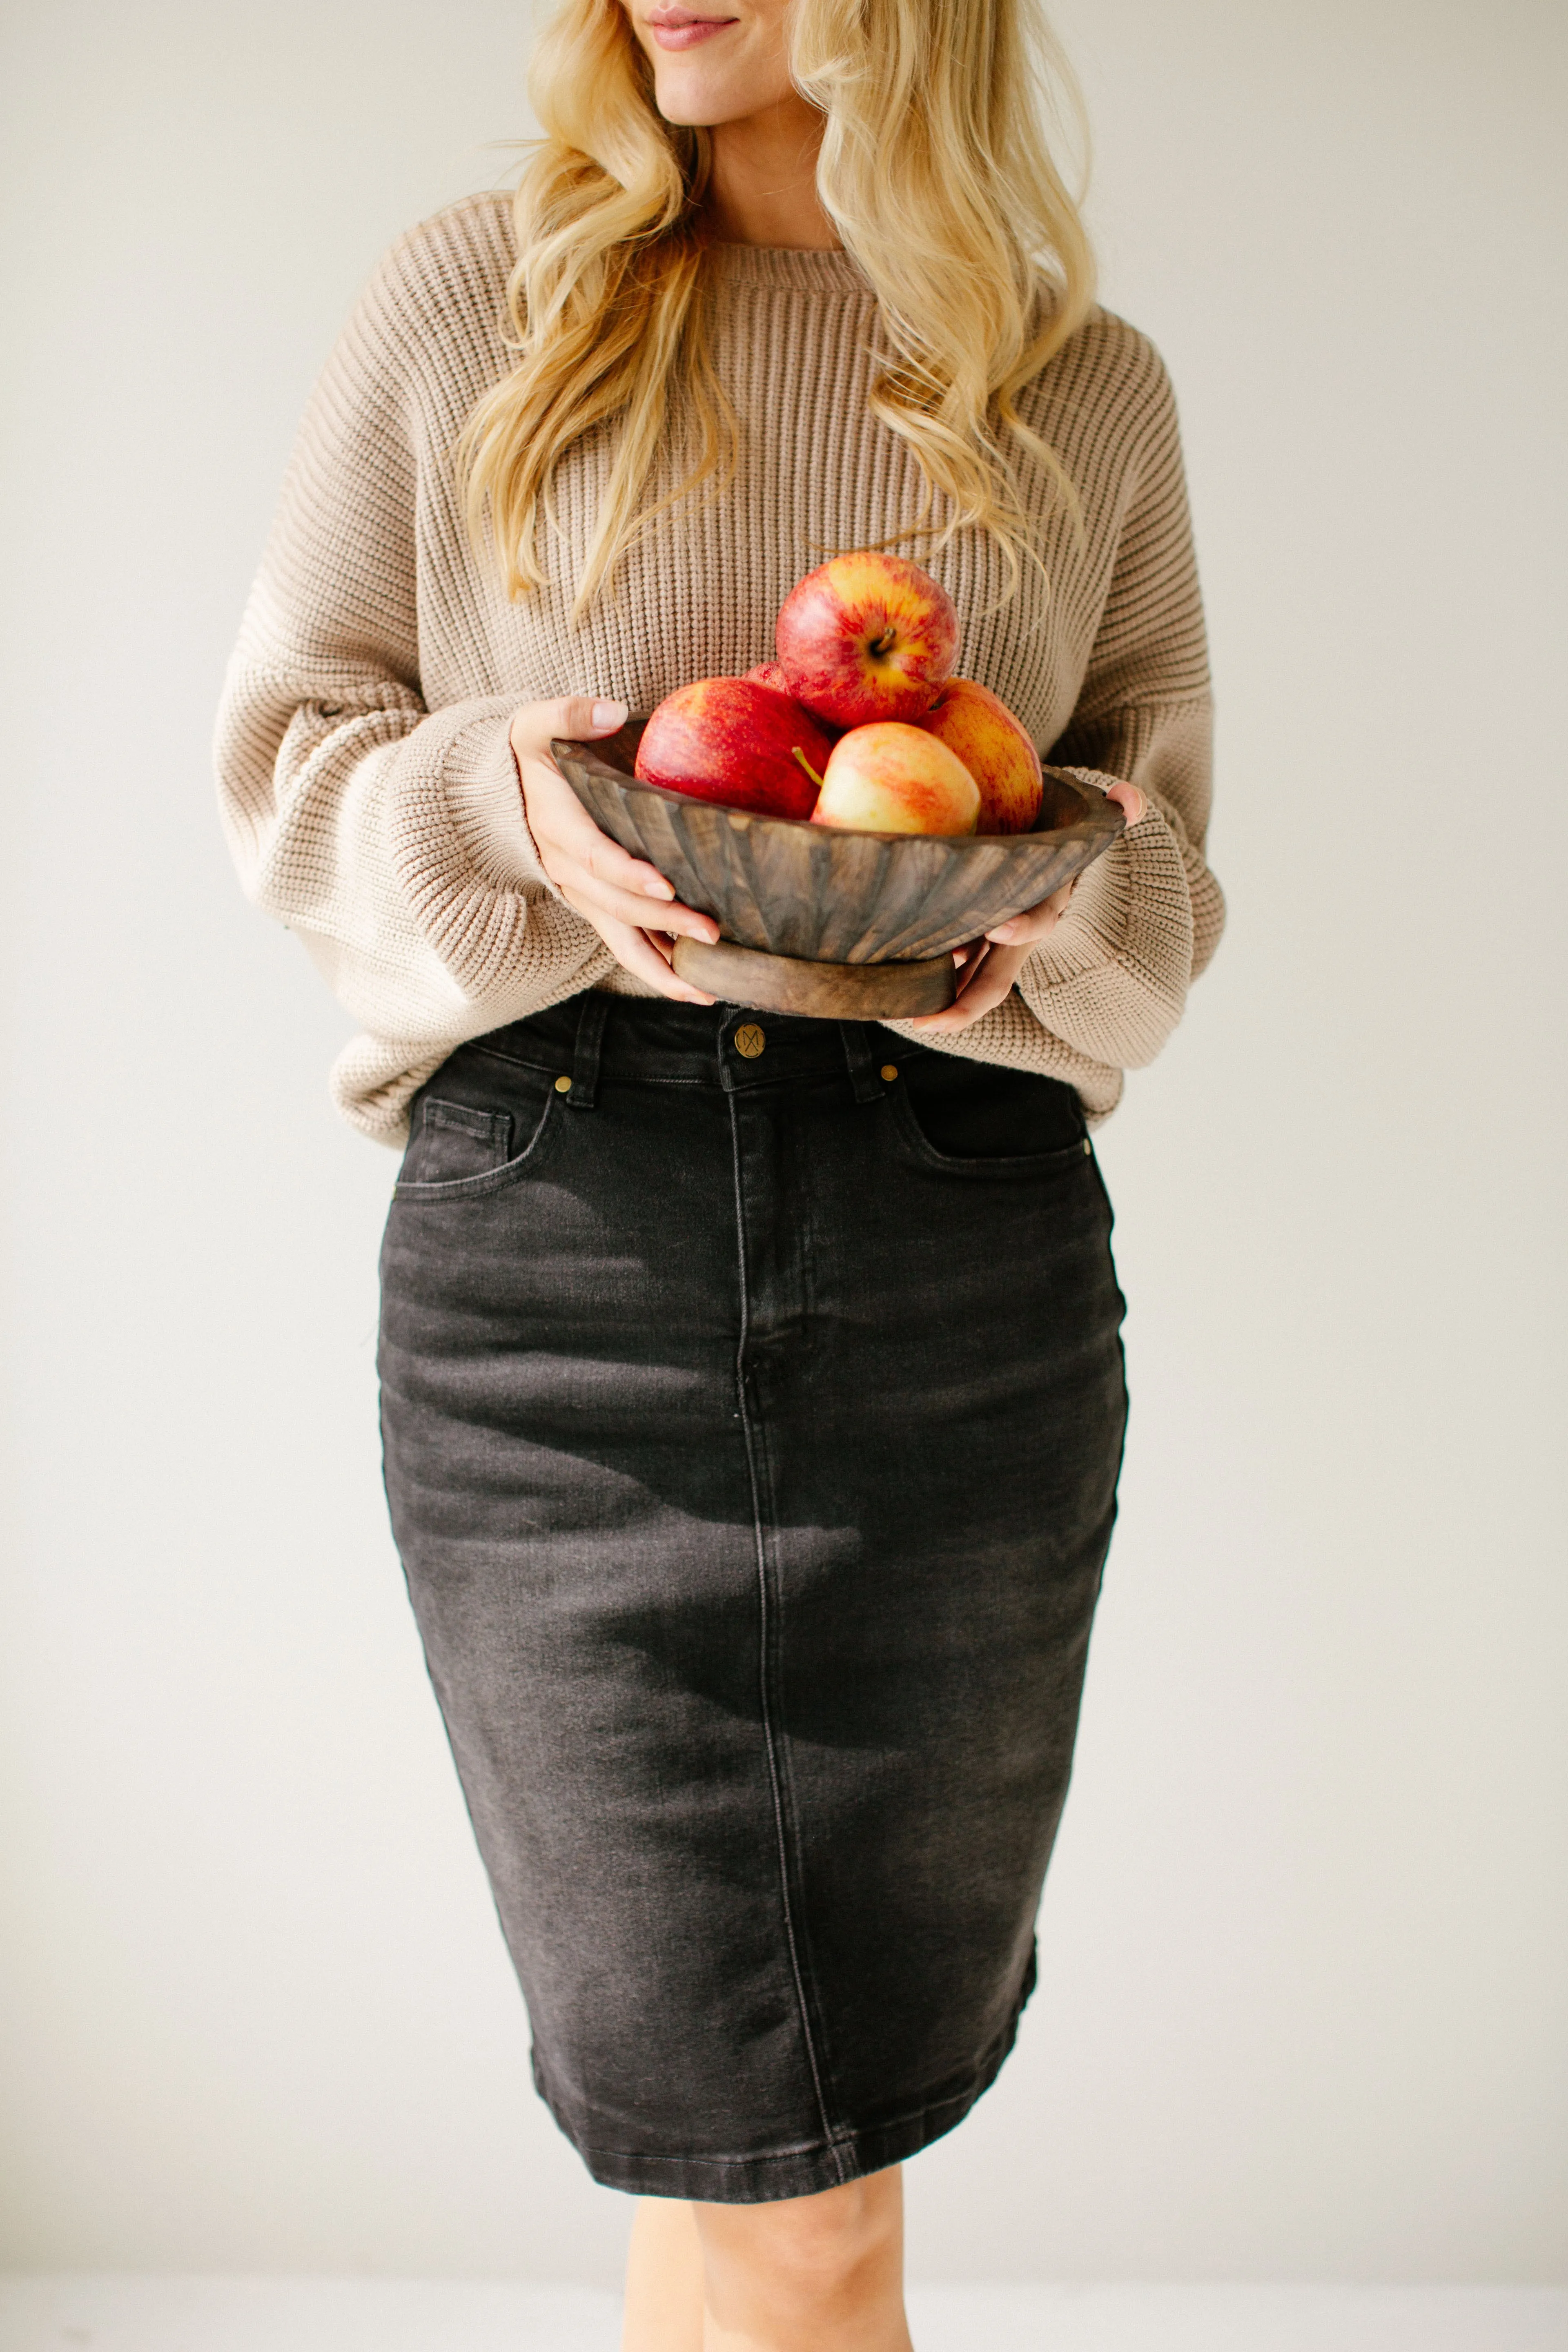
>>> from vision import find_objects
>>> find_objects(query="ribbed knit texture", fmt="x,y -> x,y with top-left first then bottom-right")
216,194 -> 1222,1141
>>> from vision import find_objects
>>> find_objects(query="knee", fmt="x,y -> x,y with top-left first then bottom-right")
760,2178 -> 890,2287
698,2172 -> 898,2304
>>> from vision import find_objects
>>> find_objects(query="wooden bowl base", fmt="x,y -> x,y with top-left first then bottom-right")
671,935 -> 957,1019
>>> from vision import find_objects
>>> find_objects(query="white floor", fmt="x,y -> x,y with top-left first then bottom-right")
1,2278 -> 1564,2352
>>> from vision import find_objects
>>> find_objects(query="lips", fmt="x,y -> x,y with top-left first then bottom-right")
646,8 -> 738,48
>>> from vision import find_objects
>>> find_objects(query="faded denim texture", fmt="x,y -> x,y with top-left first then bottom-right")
379,992 -> 1127,2202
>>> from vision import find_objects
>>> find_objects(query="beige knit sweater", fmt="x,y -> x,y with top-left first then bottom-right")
216,194 -> 1222,1142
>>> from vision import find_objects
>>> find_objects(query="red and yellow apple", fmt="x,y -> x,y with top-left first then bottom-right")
776,552 -> 959,729
915,677 -> 1042,834
744,660 -> 792,693
808,722 -> 980,836
634,677 -> 835,820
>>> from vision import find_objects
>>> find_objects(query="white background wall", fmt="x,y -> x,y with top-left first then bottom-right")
2,0 -> 1564,2292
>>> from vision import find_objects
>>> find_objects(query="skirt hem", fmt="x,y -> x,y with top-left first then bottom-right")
538,1954 -> 1033,2205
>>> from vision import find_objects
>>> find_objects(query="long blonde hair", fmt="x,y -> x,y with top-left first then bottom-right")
458,0 -> 1095,615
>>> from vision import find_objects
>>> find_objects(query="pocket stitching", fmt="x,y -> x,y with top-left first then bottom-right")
424,1099 -> 509,1144
886,1083 -> 1091,1180
394,1092 -> 563,1201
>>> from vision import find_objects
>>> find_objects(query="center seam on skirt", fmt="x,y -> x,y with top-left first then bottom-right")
725,1088 -> 846,2183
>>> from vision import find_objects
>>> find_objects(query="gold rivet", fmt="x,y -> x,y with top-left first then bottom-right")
1082,1138 -> 1091,1155
734,1024 -> 766,1059
555,1074 -> 572,1093
880,1063 -> 898,1082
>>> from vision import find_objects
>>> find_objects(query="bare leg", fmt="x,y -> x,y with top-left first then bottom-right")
623,2198 -> 705,2352
694,2166 -> 913,2352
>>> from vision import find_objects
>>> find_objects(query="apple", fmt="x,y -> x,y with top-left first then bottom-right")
745,661 -> 844,742
808,722 -> 980,836
634,677 -> 835,820
775,552 -> 959,728
915,677 -> 1042,834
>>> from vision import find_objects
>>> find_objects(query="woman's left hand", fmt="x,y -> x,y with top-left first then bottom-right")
905,781 -> 1145,1037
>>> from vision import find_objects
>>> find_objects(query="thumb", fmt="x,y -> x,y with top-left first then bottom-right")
552,694 -> 629,742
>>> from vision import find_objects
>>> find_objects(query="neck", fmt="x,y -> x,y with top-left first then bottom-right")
702,94 -> 836,249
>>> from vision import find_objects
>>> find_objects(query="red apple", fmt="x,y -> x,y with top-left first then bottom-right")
634,677 -> 835,820
915,677 -> 1042,834
745,661 -> 844,740
776,552 -> 959,728
809,723 -> 980,837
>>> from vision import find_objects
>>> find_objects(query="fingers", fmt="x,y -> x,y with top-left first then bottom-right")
510,696 -> 646,881
526,757 -> 668,886
555,856 -> 719,943
953,938 -> 996,996
984,784 -> 1146,946
906,942 -> 1029,1036
584,913 -> 717,1007
539,787 -> 717,941
527,764 -> 680,905
509,697 -> 718,943
985,877 -> 1076,947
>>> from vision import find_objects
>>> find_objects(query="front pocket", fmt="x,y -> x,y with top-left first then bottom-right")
887,1051 -> 1092,1179
887,1084 -> 1094,1180
394,1054 -> 563,1201
402,1098 -> 514,1187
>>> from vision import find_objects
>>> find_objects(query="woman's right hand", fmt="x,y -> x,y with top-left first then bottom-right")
509,697 -> 719,1005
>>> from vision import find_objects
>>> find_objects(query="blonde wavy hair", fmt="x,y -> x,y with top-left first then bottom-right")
458,0 -> 1095,615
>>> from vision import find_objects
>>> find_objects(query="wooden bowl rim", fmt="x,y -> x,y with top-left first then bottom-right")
552,734 -> 1125,855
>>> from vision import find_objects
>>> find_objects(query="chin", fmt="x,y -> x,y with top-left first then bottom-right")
651,90 -> 715,126
649,67 -> 746,126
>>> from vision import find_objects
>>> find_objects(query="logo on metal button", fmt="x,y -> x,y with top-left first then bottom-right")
733,1023 -> 766,1059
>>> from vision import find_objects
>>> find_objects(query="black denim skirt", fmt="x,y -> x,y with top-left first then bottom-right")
378,991 -> 1127,2202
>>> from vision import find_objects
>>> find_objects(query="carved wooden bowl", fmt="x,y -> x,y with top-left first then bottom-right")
552,717 -> 1124,1019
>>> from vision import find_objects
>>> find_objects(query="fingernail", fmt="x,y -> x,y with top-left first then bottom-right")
592,700 -> 628,731
641,877 -> 675,901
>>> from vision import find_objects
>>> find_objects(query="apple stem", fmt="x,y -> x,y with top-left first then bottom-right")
791,746 -> 826,791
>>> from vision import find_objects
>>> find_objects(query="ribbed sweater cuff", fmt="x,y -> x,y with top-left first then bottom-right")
1016,775 -> 1195,1069
443,707 -> 552,892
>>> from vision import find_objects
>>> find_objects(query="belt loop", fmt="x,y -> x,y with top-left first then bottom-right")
567,990 -> 611,1110
839,1022 -> 887,1105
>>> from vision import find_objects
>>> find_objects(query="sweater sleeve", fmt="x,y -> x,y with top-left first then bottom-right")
1011,345 -> 1223,1071
214,240 -> 614,1140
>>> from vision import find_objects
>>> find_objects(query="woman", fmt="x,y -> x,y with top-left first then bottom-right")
217,0 -> 1222,2341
